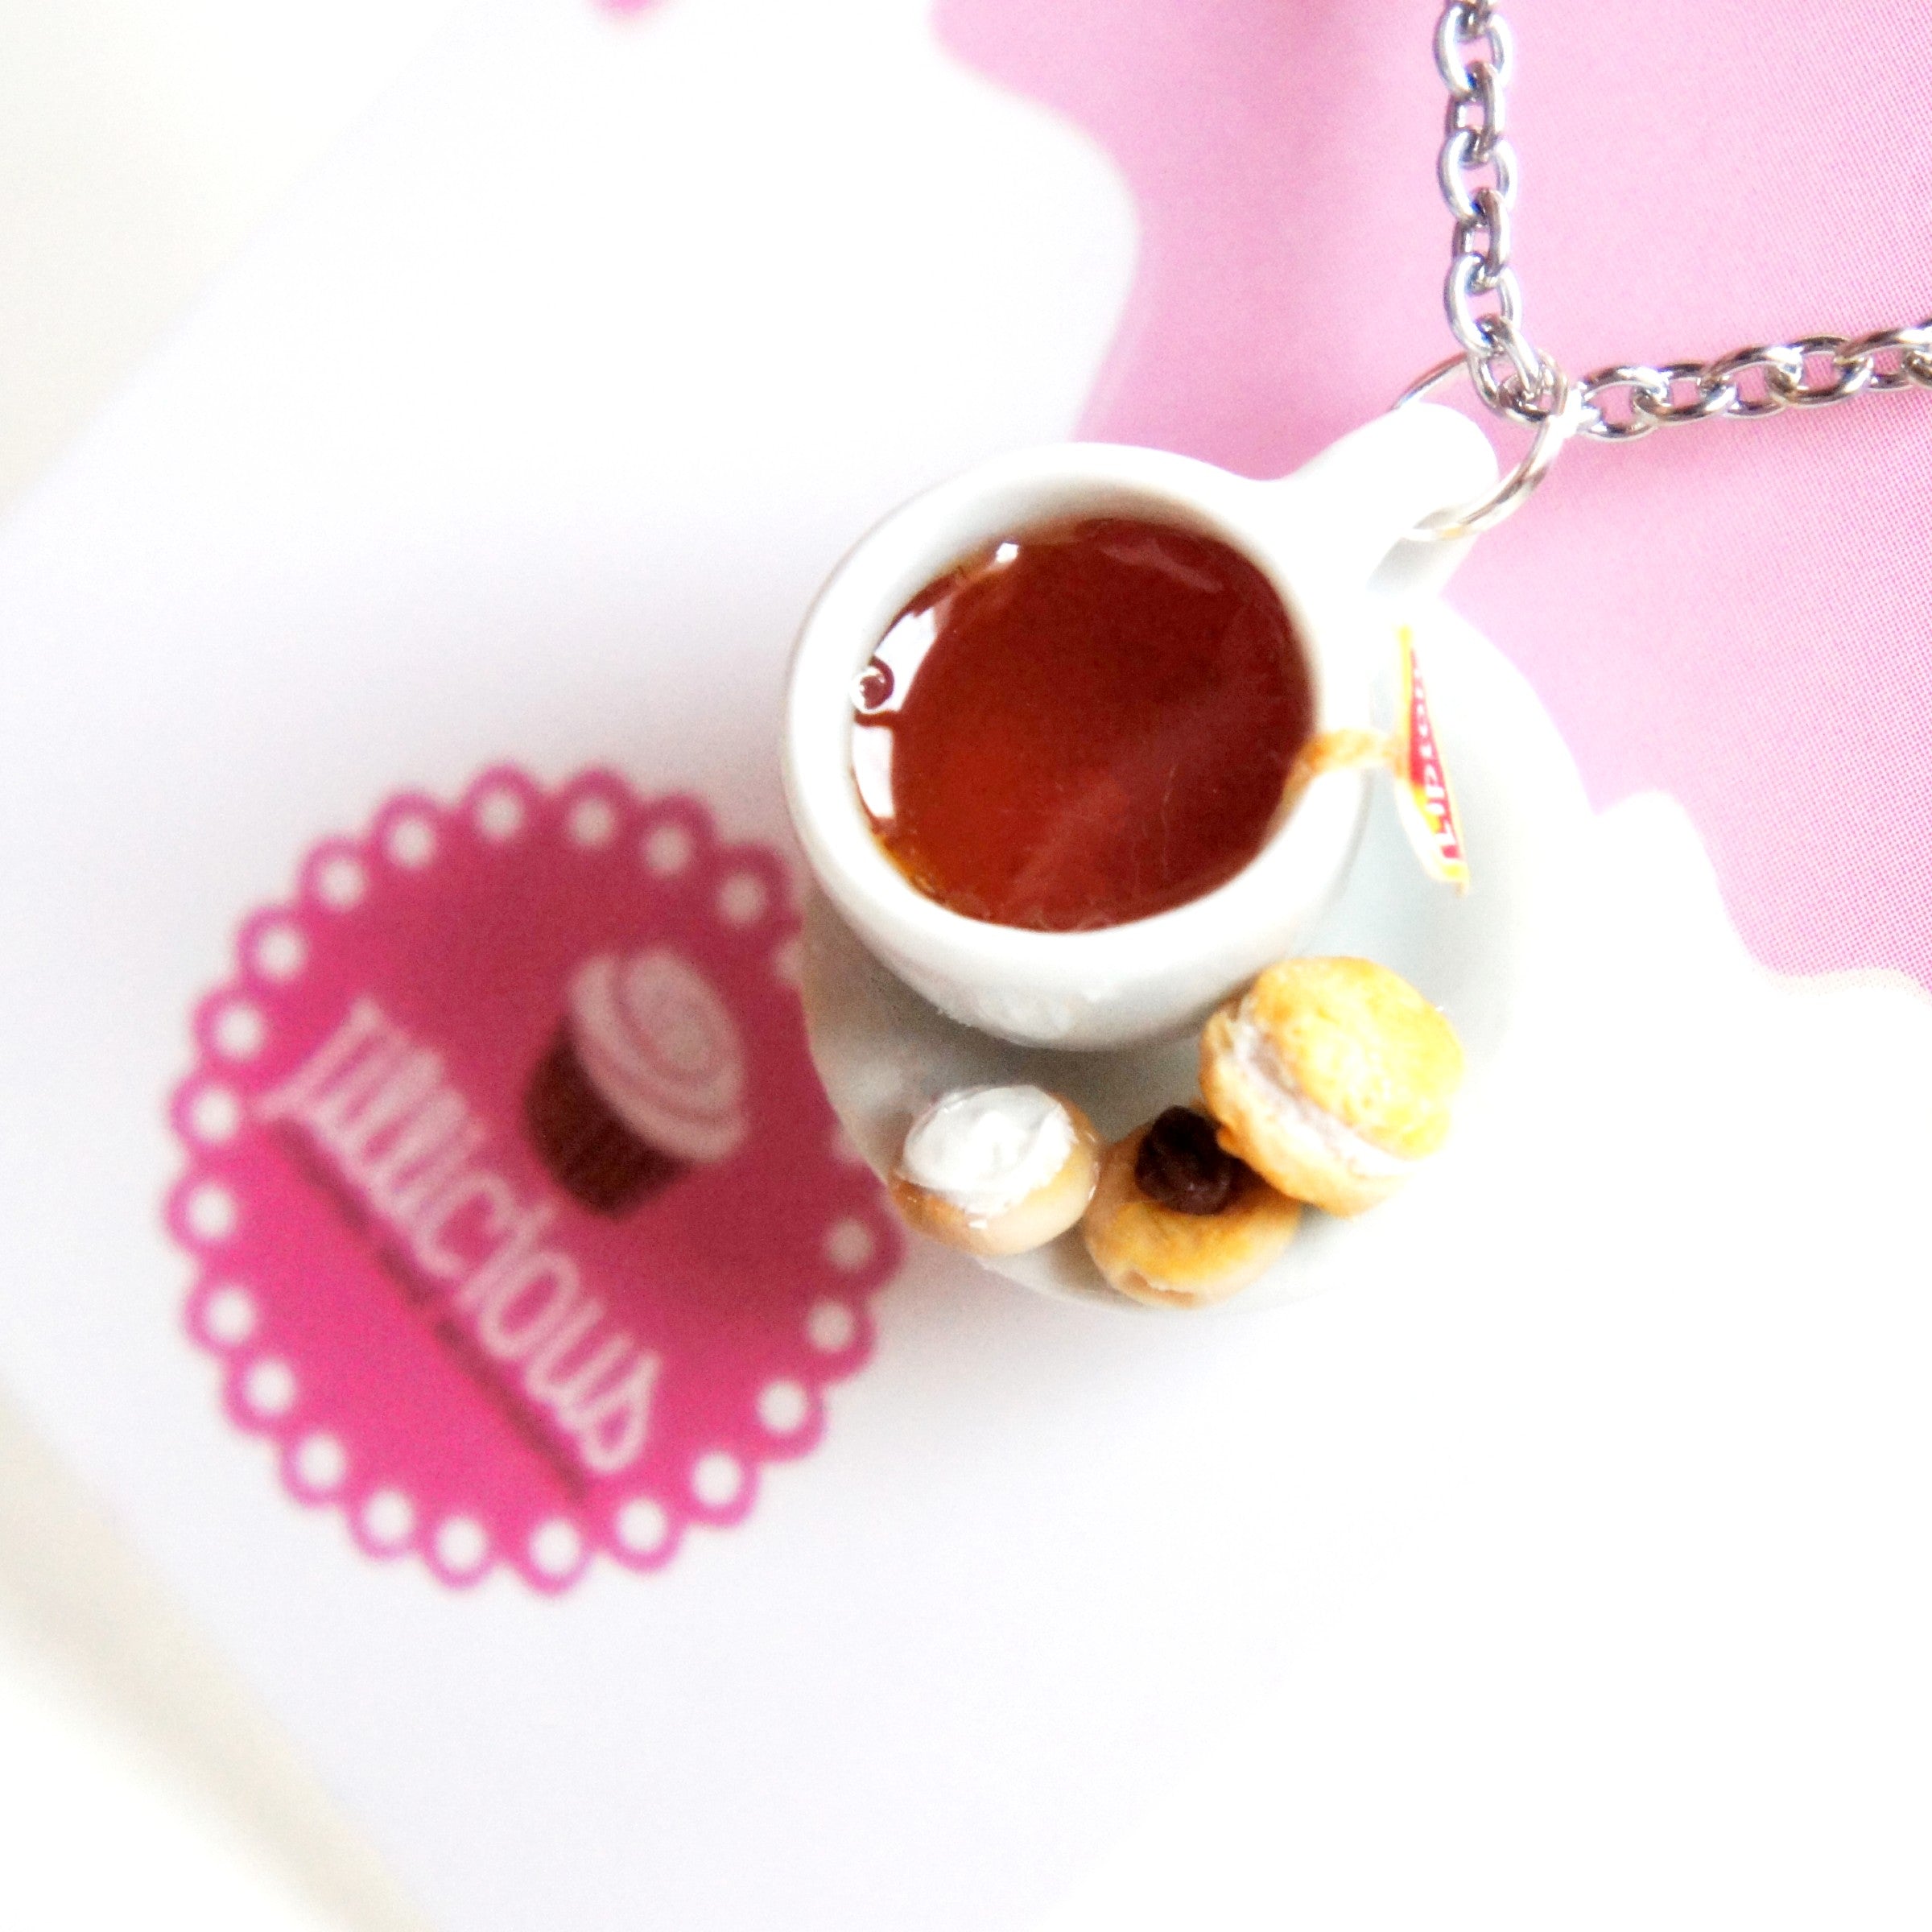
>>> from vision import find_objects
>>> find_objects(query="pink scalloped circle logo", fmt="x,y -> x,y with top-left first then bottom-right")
166,770 -> 901,1591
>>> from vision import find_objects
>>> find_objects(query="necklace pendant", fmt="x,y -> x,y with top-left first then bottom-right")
780,406 -> 1507,1309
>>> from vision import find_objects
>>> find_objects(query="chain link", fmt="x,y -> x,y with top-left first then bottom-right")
1432,1 -> 1932,443
1575,327 -> 1932,440
1434,1 -> 1565,422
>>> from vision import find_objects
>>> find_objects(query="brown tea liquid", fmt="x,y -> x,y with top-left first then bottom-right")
850,516 -> 1313,931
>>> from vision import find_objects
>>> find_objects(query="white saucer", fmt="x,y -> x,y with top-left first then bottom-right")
799,598 -> 1591,1310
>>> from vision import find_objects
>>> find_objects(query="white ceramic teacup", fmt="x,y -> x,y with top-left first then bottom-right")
781,402 -> 1496,1050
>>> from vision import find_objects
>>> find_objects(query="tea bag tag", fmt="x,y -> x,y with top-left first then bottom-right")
1389,624 -> 1469,893
1279,625 -> 1470,893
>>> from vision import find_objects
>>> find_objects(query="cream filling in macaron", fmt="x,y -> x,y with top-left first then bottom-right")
899,1085 -> 1078,1221
1227,1016 -> 1414,1181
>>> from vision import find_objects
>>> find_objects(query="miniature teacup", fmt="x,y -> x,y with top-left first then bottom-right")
781,402 -> 1496,1050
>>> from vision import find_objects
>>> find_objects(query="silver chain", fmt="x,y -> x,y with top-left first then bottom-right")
1435,0 -> 1932,443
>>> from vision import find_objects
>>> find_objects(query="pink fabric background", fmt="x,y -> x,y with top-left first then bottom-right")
937,0 -> 1932,987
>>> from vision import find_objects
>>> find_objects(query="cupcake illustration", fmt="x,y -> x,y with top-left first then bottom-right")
525,948 -> 748,1214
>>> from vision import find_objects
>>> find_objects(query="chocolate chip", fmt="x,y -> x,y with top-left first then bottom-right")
1134,1106 -> 1244,1216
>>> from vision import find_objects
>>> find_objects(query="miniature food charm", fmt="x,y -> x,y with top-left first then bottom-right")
1199,956 -> 1463,1218
890,1084 -> 1102,1257
1081,1106 -> 1300,1309
848,516 -> 1314,931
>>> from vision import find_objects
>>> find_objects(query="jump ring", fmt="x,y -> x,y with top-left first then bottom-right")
1393,353 -> 1583,541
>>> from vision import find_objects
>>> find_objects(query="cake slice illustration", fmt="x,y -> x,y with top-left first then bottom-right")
525,948 -> 748,1214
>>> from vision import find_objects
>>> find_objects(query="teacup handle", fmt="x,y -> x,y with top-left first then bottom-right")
1270,402 -> 1499,609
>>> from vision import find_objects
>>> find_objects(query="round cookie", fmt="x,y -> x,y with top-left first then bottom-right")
1081,1108 -> 1300,1309
890,1085 -> 1102,1258
1199,956 -> 1462,1218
